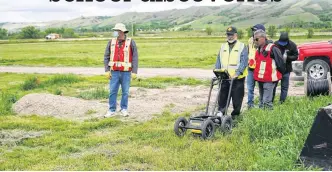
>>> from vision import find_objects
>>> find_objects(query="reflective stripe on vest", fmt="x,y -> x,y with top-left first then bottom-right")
219,41 -> 247,79
248,37 -> 257,69
109,38 -> 132,71
258,61 -> 266,79
123,38 -> 132,71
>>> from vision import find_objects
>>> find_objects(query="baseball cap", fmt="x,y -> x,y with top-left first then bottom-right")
251,24 -> 266,32
278,32 -> 289,46
226,26 -> 238,35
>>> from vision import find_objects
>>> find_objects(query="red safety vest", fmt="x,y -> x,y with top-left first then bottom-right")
254,43 -> 282,82
108,38 -> 133,72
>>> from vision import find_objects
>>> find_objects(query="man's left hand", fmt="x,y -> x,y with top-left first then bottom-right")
231,74 -> 239,79
132,73 -> 138,81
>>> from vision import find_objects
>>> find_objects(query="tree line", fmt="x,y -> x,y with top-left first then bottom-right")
203,26 -> 316,39
0,26 -> 78,40
0,25 -> 320,40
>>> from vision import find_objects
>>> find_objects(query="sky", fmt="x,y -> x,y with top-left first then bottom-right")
0,0 -> 233,23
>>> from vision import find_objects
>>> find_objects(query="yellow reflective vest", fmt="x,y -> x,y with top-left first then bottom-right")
219,41 -> 248,79
248,37 -> 257,69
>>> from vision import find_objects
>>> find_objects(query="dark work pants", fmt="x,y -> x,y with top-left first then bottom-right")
218,78 -> 245,117
258,81 -> 277,110
272,72 -> 290,103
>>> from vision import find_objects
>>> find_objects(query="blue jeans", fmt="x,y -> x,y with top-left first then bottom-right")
109,71 -> 131,112
273,72 -> 290,103
247,69 -> 255,107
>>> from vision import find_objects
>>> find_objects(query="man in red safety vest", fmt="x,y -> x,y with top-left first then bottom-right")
253,29 -> 286,109
103,23 -> 138,118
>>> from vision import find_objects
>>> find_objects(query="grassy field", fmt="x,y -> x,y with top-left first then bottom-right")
0,73 -> 208,100
0,73 -> 330,170
1,37 -> 331,68
1,36 -> 332,170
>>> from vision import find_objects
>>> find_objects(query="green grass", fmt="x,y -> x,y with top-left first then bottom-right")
0,92 -> 18,116
0,95 -> 329,170
295,81 -> 305,87
78,87 -> 109,100
0,73 -> 328,170
21,76 -> 40,91
132,77 -> 207,88
42,74 -> 82,86
0,73 -> 206,99
1,37 -> 331,68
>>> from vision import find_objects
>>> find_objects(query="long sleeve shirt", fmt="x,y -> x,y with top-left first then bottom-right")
103,39 -> 138,73
274,40 -> 298,73
215,42 -> 249,76
257,43 -> 286,75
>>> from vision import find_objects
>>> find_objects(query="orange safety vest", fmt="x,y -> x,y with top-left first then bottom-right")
254,43 -> 282,82
108,38 -> 133,72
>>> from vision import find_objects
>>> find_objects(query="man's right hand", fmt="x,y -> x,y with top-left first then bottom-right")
105,71 -> 111,79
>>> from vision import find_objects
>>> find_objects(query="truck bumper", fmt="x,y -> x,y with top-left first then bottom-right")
292,61 -> 304,76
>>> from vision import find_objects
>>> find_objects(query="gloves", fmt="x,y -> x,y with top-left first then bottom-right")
132,73 -> 137,81
105,71 -> 111,79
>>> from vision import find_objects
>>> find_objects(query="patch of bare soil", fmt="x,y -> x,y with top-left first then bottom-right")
12,79 -> 304,122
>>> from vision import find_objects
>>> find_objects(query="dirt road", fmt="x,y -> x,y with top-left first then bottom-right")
0,66 -> 304,80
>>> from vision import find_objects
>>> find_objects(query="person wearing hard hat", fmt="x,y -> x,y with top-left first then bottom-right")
247,24 -> 266,109
104,23 -> 138,118
215,26 -> 248,119
272,32 -> 299,104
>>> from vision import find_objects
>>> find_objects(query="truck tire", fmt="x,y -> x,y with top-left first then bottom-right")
305,59 -> 330,80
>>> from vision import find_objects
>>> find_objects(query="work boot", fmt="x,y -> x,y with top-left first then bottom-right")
104,111 -> 116,118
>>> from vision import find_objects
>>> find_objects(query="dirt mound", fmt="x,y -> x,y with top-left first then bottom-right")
12,81 -> 304,122
12,86 -> 212,122
13,93 -> 107,121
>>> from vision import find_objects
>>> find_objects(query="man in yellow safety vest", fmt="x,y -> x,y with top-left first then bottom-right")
215,26 -> 248,119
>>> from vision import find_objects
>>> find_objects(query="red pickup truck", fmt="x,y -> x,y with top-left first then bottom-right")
292,40 -> 332,80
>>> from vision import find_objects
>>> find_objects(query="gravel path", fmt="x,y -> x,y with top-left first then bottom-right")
0,66 -> 213,79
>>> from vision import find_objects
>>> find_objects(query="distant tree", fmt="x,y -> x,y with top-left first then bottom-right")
0,28 -> 8,39
39,31 -> 47,38
45,28 -> 59,35
20,26 -> 40,39
285,27 -> 291,35
237,29 -> 244,39
179,25 -> 192,31
307,28 -> 314,38
206,27 -> 213,35
246,27 -> 253,38
267,25 -> 277,39
58,27 -> 65,34
132,23 -> 136,36
62,28 -> 77,38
